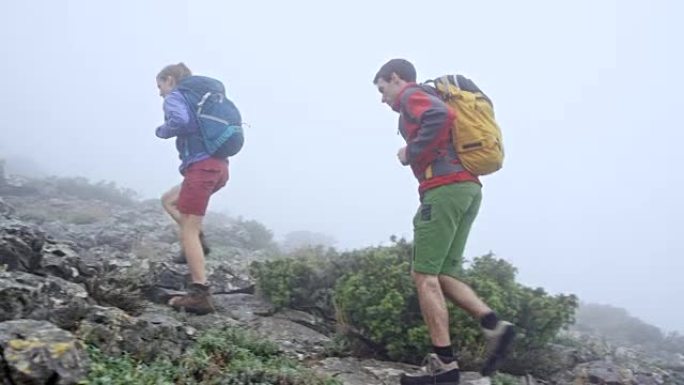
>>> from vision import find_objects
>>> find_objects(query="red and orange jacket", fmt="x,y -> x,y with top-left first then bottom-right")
393,83 -> 480,195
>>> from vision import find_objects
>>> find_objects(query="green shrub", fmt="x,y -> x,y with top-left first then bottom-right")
335,252 -> 578,373
236,218 -> 276,251
252,239 -> 578,376
492,372 -> 521,385
85,346 -> 176,385
574,303 -> 665,349
34,177 -> 139,206
663,331 -> 684,355
65,206 -> 110,224
17,204 -> 110,225
250,249 -> 340,319
334,248 -> 419,360
85,326 -> 342,385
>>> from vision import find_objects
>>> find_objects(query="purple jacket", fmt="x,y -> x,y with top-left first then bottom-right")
156,90 -> 209,174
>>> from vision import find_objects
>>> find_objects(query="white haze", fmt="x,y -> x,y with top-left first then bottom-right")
0,0 -> 682,333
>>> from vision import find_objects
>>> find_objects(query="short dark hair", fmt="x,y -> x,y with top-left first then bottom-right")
373,58 -> 416,83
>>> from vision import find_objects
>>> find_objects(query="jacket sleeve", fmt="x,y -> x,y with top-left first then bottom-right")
155,91 -> 195,139
403,89 -> 451,169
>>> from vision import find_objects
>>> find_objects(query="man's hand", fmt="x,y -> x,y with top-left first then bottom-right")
397,146 -> 409,166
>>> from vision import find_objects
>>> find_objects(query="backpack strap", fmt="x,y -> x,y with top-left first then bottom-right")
429,75 -> 459,100
195,92 -> 234,126
196,92 -> 212,115
399,85 -> 421,125
448,75 -> 460,89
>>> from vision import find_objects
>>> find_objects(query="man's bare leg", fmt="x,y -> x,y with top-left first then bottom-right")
438,274 -> 492,319
413,271 -> 451,347
439,274 -> 515,376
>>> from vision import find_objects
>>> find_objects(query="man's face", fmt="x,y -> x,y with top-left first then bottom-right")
375,73 -> 405,110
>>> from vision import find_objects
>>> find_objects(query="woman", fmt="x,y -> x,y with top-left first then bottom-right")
155,62 -> 230,315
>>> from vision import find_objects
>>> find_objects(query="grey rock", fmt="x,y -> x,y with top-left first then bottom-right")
273,308 -> 334,335
40,241 -> 84,281
212,293 -> 274,322
0,222 -> 45,273
138,302 -> 242,336
0,319 -> 88,385
250,316 -> 331,358
0,271 -> 90,330
0,198 -> 14,218
75,305 -> 195,362
312,357 -> 401,385
145,261 -> 254,296
574,361 -> 634,385
312,357 -> 490,385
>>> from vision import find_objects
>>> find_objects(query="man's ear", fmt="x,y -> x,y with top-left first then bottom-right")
390,72 -> 400,83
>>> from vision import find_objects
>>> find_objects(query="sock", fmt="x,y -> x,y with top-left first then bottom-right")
480,312 -> 499,330
433,345 -> 455,363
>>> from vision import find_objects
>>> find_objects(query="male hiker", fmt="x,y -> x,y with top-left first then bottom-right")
373,58 -> 515,384
155,62 -> 243,315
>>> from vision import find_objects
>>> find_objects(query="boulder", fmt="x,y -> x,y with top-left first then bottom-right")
0,319 -> 88,385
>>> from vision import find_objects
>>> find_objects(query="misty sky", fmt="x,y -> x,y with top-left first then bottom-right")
1,1 -> 682,333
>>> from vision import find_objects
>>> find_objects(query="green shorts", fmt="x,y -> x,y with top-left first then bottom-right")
412,182 -> 482,277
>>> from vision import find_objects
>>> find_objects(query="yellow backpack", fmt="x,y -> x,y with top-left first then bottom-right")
427,75 -> 504,176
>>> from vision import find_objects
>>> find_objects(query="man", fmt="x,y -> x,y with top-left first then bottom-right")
373,59 -> 515,384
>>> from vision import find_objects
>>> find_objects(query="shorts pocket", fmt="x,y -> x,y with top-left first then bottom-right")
420,204 -> 432,221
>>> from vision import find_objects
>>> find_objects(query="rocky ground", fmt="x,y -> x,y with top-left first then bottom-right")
0,177 -> 682,384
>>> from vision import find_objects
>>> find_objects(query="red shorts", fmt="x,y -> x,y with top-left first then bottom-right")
177,157 -> 229,216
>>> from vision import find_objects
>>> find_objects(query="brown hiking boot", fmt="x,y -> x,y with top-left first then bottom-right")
400,353 -> 460,385
168,283 -> 215,315
172,232 -> 211,264
481,321 -> 516,376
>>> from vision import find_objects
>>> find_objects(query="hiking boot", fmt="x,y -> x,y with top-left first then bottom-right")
400,353 -> 460,385
481,321 -> 516,376
168,283 -> 215,315
172,232 -> 211,264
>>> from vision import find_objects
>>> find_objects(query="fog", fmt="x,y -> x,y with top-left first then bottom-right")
1,1 -> 682,333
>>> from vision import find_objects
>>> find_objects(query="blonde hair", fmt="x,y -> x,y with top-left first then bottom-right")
157,62 -> 192,82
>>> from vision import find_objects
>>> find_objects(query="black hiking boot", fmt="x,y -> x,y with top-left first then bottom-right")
168,283 -> 215,315
400,353 -> 460,385
172,232 -> 211,264
480,321 -> 516,376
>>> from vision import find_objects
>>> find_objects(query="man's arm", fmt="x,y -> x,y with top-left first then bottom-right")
156,92 -> 195,139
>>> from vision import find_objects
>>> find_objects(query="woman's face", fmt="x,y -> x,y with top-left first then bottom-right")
156,76 -> 176,98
